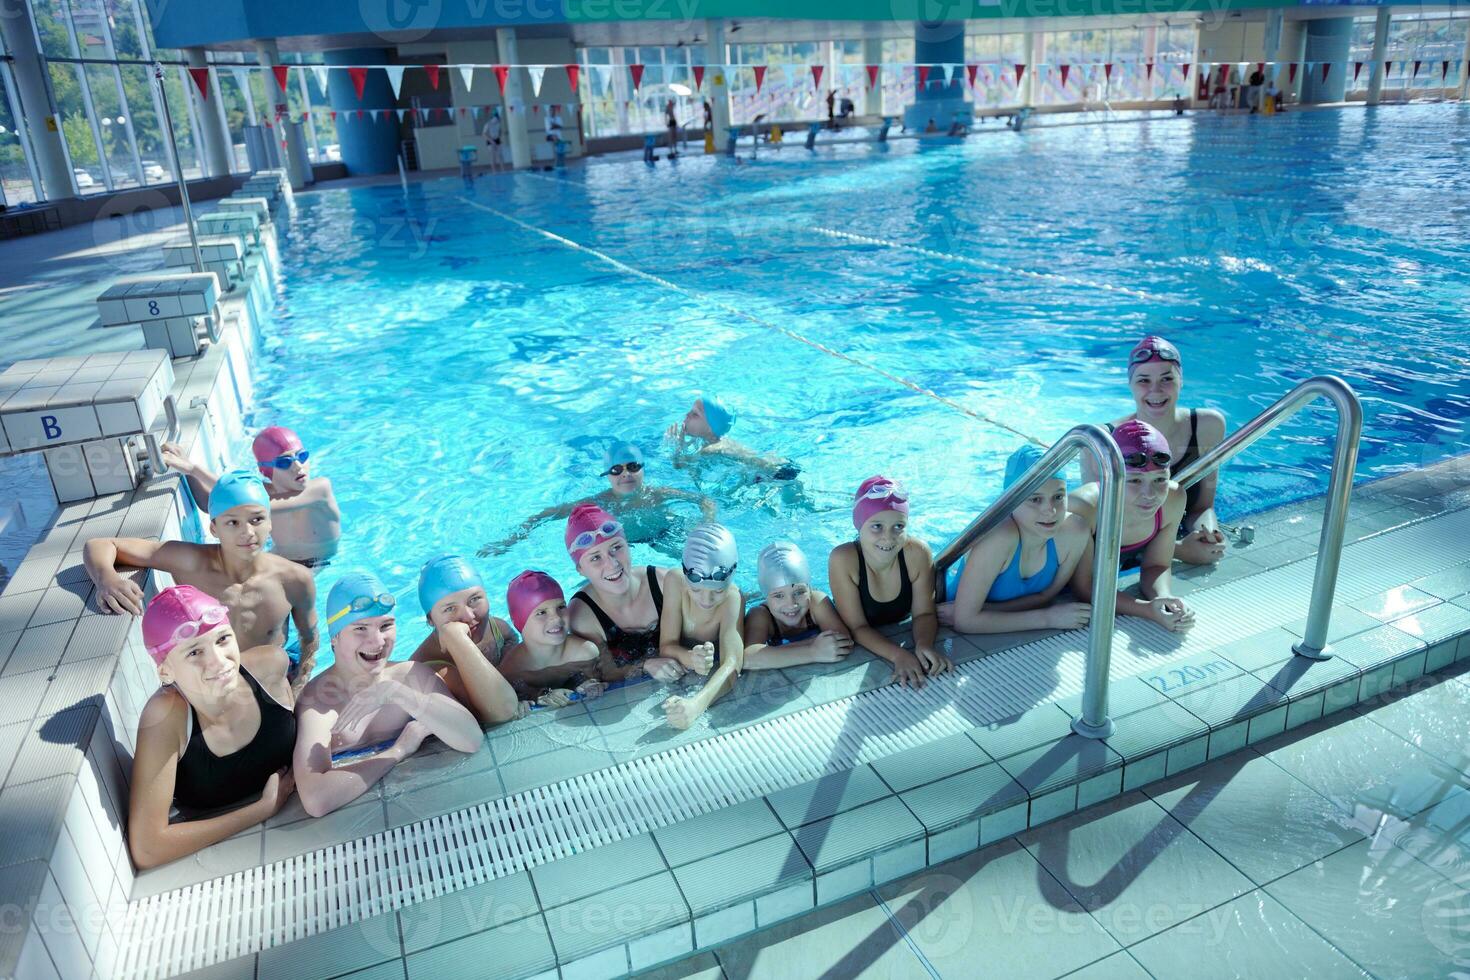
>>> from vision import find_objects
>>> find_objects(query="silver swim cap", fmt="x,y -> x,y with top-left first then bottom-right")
757,540 -> 810,593
682,522 -> 738,590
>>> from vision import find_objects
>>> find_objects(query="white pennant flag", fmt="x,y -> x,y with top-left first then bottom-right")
384,66 -> 405,99
396,108 -> 408,122
459,65 -> 475,93
948,63 -> 963,85
593,64 -> 612,97
311,65 -> 330,97
527,66 -> 546,97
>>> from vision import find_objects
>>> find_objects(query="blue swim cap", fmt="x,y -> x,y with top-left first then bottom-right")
209,468 -> 271,519
326,570 -> 396,638
418,553 -> 484,615
700,395 -> 734,438
1004,444 -> 1066,492
602,440 -> 643,473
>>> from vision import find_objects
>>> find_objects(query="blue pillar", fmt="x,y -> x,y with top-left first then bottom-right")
1301,18 -> 1353,104
904,21 -> 969,132
325,48 -> 400,175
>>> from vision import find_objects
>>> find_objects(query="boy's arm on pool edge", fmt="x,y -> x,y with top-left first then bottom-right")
292,701 -> 407,818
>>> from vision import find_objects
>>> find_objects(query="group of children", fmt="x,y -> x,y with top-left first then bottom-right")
91,334 -> 1227,869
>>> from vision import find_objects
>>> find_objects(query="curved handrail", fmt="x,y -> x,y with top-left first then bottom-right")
137,393 -> 180,479
936,424 -> 1126,739
1171,375 -> 1363,659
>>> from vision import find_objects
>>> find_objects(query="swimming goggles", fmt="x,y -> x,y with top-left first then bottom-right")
1123,451 -> 1173,469
325,592 -> 396,627
267,449 -> 310,469
570,520 -> 624,552
603,462 -> 644,477
684,563 -> 736,586
1128,344 -> 1180,366
146,603 -> 230,659
858,480 -> 909,503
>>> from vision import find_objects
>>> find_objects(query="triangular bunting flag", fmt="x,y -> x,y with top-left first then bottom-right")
1443,60 -> 1451,81
397,108 -> 408,122
492,65 -> 509,95
1385,61 -> 1393,76
348,66 -> 367,100
811,64 -> 823,89
566,64 -> 579,93
1354,61 -> 1364,82
1014,64 -> 1026,85
1104,62 -> 1114,82
752,65 -> 765,92
593,65 -> 612,97
1413,60 -> 1422,79
355,108 -> 363,120
459,106 -> 467,116
866,65 -> 880,90
272,64 -> 290,93
1060,64 -> 1071,87
630,63 -> 646,90
458,65 -> 475,93
385,65 -> 405,99
918,65 -> 930,88
1288,63 -> 1298,83
1182,63 -> 1190,80
966,64 -> 978,88
311,65 -> 329,97
329,110 -> 337,122
692,65 -> 705,90
1321,63 -> 1330,82
426,64 -> 441,90
528,66 -> 546,97
1145,62 -> 1154,79
187,67 -> 210,100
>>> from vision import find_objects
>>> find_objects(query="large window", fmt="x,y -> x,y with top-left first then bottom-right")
579,45 -> 706,138
0,60 -> 42,205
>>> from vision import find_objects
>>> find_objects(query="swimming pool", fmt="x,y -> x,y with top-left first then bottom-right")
248,104 -> 1470,667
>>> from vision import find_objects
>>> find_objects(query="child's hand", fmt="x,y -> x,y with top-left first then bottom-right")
574,679 -> 606,700
644,657 -> 684,683
689,642 -> 716,676
536,689 -> 575,709
811,631 -> 853,663
915,646 -> 952,676
663,695 -> 698,730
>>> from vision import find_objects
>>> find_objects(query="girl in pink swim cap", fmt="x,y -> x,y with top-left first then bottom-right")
501,570 -> 607,707
128,585 -> 297,870
1072,420 -> 1197,633
1084,336 -> 1228,566
827,476 -> 952,689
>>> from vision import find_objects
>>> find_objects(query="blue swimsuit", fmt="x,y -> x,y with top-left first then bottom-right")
946,537 -> 1059,602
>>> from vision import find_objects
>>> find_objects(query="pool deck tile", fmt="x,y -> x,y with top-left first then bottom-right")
966,702 -> 1075,761
897,761 -> 1028,833
868,731 -> 993,794
652,797 -> 785,868
791,795 -> 925,874
529,832 -> 666,909
403,913 -> 557,980
765,765 -> 891,830
543,870 -> 689,965
672,831 -> 812,916
397,870 -> 540,954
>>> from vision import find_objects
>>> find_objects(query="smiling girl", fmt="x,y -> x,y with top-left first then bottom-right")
742,540 -> 853,667
500,570 -> 606,707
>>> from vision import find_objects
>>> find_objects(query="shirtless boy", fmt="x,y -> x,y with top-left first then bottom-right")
659,523 -> 748,730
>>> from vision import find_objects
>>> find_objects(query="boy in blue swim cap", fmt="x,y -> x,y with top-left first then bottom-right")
938,444 -> 1093,636
407,553 -> 521,725
293,570 -> 483,817
84,467 -> 320,688
666,395 -> 803,484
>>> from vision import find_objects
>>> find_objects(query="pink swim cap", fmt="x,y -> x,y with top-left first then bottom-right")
852,475 -> 910,530
506,570 -> 565,632
143,585 -> 231,665
565,502 -> 623,565
252,426 -> 303,478
1112,419 -> 1173,470
1127,336 -> 1182,376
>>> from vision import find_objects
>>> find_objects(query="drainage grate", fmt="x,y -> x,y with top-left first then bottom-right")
117,508 -> 1469,978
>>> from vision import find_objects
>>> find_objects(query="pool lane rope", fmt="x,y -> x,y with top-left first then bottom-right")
460,196 -> 1046,446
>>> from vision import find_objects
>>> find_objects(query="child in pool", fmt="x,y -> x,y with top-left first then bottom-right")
659,523 -> 748,729
938,445 -> 1093,635
742,540 -> 855,668
665,395 -> 801,482
409,554 -> 520,726
500,570 -> 606,708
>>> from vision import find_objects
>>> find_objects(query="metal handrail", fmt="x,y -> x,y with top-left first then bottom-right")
1172,375 -> 1363,660
935,424 -> 1127,739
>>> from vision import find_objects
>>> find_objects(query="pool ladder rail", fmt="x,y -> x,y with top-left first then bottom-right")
934,375 -> 1364,740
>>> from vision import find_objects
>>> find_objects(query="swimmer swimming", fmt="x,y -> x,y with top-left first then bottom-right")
660,522 -> 748,730
742,540 -> 854,668
938,445 -> 1093,635
477,438 -> 714,558
665,395 -> 802,483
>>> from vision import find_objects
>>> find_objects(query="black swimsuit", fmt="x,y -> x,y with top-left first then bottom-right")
173,667 -> 295,815
855,545 -> 913,627
1107,409 -> 1202,538
574,566 -> 665,668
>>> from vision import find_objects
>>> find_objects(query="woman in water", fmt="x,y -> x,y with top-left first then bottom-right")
743,540 -> 854,667
563,503 -> 684,683
1086,336 -> 1228,565
1071,420 -> 1197,633
939,445 -> 1094,635
128,586 -> 297,869
500,570 -> 606,707
829,476 -> 953,688
659,523 -> 748,729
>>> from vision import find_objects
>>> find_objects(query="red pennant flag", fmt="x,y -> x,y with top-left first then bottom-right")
811,65 -> 823,89
348,66 -> 367,100
692,65 -> 705,90
1060,64 -> 1071,87
492,65 -> 509,95
1354,61 -> 1364,82
1014,64 -> 1026,85
1385,60 -> 1393,76
355,109 -> 363,120
187,67 -> 210,100
752,65 -> 765,92
1321,63 -> 1331,82
1442,60 -> 1450,81
1182,63 -> 1190,80
425,64 -> 441,89
329,110 -> 337,122
272,65 -> 290,93
1413,60 -> 1421,79
966,64 -> 978,88
565,64 -> 579,93
459,106 -> 467,116
630,63 -> 645,90
917,65 -> 930,89
866,65 -> 880,90
1288,63 -> 1298,83
1104,63 -> 1114,82
1145,62 -> 1154,79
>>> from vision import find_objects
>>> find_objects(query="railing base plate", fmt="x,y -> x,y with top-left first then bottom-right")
1071,715 -> 1115,740
1292,641 -> 1334,662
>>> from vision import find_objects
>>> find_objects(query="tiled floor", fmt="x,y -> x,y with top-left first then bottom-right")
652,664 -> 1470,979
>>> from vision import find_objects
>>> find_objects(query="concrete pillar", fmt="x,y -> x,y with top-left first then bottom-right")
1300,17 -> 1352,103
705,21 -> 731,144
1023,31 -> 1041,107
863,35 -> 884,117
183,48 -> 232,178
323,47 -> 400,175
1275,20 -> 1308,102
254,39 -> 309,187
1366,8 -> 1390,104
1459,23 -> 1470,100
495,28 -> 533,170
0,1 -> 75,200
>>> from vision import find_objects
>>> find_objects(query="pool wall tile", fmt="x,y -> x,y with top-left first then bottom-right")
558,944 -> 627,980
671,833 -> 812,917
927,820 -> 979,865
627,923 -> 694,974
1246,705 -> 1289,744
1123,752 -> 1168,791
1208,721 -> 1249,759
693,902 -> 753,949
872,838 -> 927,884
755,881 -> 814,925
979,802 -> 1030,845
815,860 -> 871,905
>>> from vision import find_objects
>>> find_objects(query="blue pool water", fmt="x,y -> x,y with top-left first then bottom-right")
248,104 -> 1470,666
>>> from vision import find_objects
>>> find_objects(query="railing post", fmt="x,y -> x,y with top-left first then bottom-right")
1293,378 -> 1363,660
1074,424 -> 1123,739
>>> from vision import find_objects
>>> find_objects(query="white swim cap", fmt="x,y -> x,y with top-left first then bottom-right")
757,540 -> 810,593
